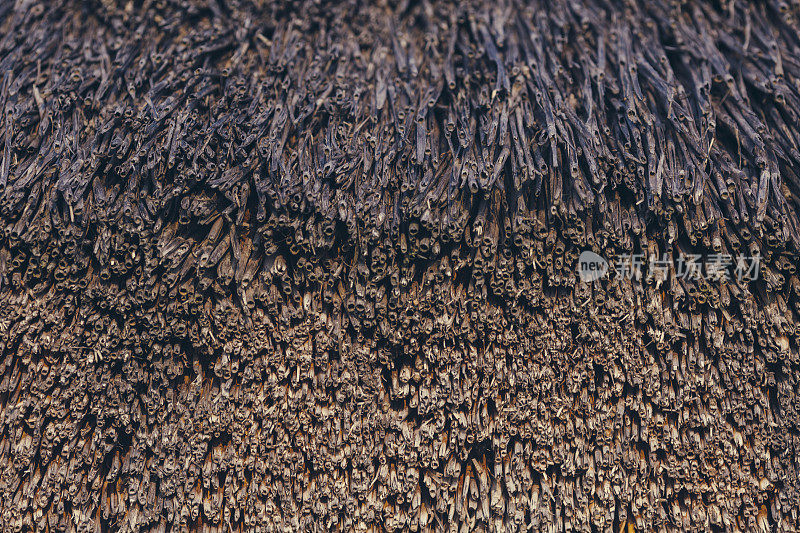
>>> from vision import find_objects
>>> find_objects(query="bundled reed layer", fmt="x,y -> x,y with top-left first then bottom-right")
1,0 -> 800,531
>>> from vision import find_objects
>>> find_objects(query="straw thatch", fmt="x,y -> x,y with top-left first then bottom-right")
1,0 -> 799,531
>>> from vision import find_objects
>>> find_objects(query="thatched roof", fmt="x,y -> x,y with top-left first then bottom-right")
1,0 -> 799,531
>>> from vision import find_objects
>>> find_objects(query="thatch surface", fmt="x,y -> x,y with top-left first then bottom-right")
1,0 -> 800,531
